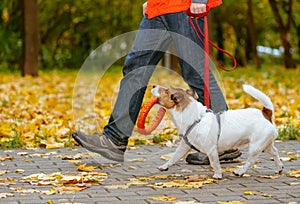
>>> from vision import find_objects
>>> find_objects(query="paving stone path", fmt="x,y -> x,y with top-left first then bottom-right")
0,141 -> 299,204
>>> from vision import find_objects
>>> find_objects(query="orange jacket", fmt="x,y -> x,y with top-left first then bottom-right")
145,0 -> 222,19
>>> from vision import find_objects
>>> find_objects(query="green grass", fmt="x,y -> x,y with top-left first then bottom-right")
278,124 -> 300,140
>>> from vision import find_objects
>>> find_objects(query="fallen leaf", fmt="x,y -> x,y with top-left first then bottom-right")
41,139 -> 65,149
257,175 -> 280,179
289,182 -> 300,186
0,170 -> 9,175
127,165 -> 137,170
41,188 -> 56,195
151,195 -> 176,201
61,154 -> 82,160
10,188 -> 40,194
0,178 -> 17,186
54,185 -> 88,194
104,184 -> 129,189
286,169 -> 300,178
44,200 -> 54,204
77,164 -> 96,172
0,156 -> 14,161
244,191 -> 274,198
280,156 -> 295,162
260,193 -> 274,198
289,155 -> 297,160
127,180 -> 149,187
0,192 -> 14,198
244,191 -> 258,195
15,169 -> 25,174
17,152 -> 29,156
131,158 -> 146,162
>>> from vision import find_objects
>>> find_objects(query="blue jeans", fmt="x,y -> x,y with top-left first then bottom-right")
104,12 -> 227,146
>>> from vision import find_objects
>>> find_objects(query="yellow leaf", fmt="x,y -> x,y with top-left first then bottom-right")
0,170 -> 9,175
15,169 -> 25,174
127,138 -> 135,146
286,169 -> 300,178
244,191 -> 257,195
44,200 -> 54,204
77,164 -> 96,172
127,180 -> 148,187
289,155 -> 297,160
257,175 -> 280,179
131,158 -> 146,162
151,195 -> 176,201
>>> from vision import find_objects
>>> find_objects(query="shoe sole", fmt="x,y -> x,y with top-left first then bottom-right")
72,133 -> 124,162
187,150 -> 242,165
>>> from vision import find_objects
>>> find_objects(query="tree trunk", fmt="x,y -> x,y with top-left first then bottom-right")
21,0 -> 39,76
247,0 -> 261,69
215,22 -> 225,63
269,0 -> 296,69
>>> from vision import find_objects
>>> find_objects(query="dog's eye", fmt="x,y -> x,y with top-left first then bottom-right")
165,89 -> 169,94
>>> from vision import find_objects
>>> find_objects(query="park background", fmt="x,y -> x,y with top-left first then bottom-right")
0,0 -> 299,149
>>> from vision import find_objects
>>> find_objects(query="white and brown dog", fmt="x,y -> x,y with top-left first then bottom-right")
151,85 -> 283,179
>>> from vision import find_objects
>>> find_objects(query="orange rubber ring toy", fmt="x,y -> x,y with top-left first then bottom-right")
137,96 -> 166,135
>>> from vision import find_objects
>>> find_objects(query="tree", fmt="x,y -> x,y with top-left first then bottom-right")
247,0 -> 261,69
269,0 -> 296,69
21,0 -> 39,76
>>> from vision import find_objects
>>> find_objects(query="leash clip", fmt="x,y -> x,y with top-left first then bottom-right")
186,6 -> 210,18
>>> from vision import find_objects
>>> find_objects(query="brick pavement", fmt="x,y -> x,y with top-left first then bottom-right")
0,141 -> 299,204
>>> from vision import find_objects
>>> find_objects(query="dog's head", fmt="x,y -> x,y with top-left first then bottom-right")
151,85 -> 198,111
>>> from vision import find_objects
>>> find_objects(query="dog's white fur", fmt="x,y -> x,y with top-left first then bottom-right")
151,85 -> 283,179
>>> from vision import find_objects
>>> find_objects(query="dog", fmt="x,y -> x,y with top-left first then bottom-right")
151,84 -> 283,179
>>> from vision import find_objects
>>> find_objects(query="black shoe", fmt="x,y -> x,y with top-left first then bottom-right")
186,149 -> 242,165
72,131 -> 126,162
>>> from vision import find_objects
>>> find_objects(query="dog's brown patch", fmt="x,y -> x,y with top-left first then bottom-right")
262,107 -> 272,123
157,87 -> 195,111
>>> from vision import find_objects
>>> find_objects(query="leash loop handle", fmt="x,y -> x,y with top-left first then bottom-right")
186,6 -> 210,18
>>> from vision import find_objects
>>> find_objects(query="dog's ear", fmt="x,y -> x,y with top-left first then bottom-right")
186,89 -> 199,100
171,92 -> 184,104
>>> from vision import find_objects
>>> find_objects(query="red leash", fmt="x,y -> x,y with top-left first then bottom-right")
203,16 -> 210,108
186,7 -> 237,108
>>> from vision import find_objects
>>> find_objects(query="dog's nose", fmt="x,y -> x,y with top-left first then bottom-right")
153,85 -> 156,88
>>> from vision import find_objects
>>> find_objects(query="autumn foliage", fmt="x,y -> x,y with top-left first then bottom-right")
0,66 -> 299,149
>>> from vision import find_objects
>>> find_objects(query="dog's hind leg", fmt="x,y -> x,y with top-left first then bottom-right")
233,144 -> 262,177
264,142 -> 284,174
158,139 -> 191,171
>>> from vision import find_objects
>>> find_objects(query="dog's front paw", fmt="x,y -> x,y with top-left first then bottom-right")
212,173 -> 222,180
233,169 -> 244,177
158,165 -> 169,171
276,166 -> 284,174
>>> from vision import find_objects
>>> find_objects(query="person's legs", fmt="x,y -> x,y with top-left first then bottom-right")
72,15 -> 172,161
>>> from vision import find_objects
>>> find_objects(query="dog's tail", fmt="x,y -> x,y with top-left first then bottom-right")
243,84 -> 274,112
